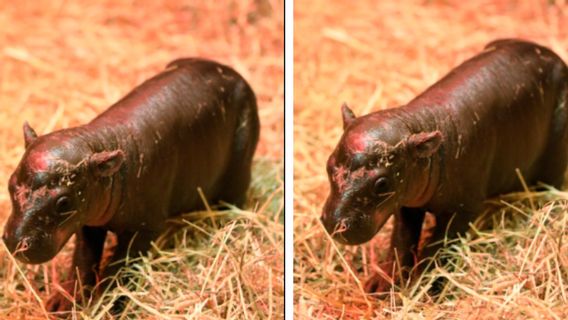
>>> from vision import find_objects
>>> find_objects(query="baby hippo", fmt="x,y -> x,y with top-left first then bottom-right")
322,39 -> 568,293
3,58 -> 259,312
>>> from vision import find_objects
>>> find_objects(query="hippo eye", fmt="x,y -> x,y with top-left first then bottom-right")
55,196 -> 74,214
373,177 -> 390,195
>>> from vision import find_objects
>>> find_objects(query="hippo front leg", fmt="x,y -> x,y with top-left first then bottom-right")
98,229 -> 161,314
102,229 -> 161,281
418,207 -> 481,294
46,226 -> 106,312
365,207 -> 425,294
420,208 -> 478,262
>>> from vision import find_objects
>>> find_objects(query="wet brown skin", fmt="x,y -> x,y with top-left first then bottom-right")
322,39 -> 568,293
2,58 -> 259,312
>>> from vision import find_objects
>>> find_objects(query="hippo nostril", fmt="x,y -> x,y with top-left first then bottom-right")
335,218 -> 349,233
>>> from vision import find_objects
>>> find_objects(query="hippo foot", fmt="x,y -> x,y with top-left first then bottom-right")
46,293 -> 75,315
45,281 -> 87,315
364,271 -> 396,295
363,261 -> 414,296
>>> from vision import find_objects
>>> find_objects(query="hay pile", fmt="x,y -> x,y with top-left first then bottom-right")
294,0 -> 568,318
0,0 -> 282,318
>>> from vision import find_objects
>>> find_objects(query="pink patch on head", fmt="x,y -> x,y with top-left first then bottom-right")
27,152 -> 51,172
346,131 -> 370,153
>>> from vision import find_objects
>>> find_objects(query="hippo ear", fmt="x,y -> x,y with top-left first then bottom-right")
23,122 -> 38,148
89,150 -> 125,177
341,103 -> 356,130
406,131 -> 443,158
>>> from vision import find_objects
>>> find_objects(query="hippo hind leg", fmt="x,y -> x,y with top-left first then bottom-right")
538,91 -> 568,188
217,89 -> 260,207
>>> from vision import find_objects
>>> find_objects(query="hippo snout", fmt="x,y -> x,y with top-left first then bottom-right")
3,229 -> 57,264
321,209 -> 378,245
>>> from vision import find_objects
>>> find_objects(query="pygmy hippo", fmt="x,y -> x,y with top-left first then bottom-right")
3,58 -> 259,311
322,39 -> 568,293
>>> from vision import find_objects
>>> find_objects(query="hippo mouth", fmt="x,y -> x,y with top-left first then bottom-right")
329,218 -> 380,245
3,233 -> 58,264
3,222 -> 76,264
323,208 -> 394,246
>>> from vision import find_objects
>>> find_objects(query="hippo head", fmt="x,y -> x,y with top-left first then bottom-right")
2,123 -> 124,264
321,104 -> 442,245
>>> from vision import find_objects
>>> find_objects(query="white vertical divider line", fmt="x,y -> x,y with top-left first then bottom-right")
283,0 -> 294,318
